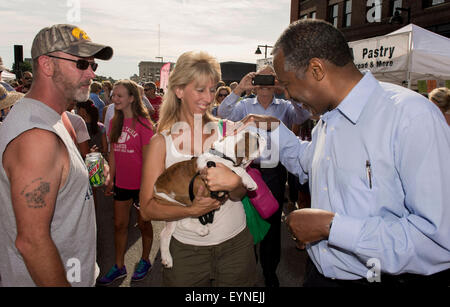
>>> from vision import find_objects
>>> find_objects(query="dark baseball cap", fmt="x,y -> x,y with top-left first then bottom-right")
31,24 -> 113,60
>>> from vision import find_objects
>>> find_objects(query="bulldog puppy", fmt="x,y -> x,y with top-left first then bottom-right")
154,129 -> 265,268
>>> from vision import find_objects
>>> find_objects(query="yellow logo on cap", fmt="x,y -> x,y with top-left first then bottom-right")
71,27 -> 91,41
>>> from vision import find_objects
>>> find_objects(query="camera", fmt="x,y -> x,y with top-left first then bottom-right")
252,75 -> 275,86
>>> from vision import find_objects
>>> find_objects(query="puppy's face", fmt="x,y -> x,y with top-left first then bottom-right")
211,130 -> 266,167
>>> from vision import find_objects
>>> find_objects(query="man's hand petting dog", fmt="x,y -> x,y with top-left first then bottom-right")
188,185 -> 222,218
228,114 -> 280,135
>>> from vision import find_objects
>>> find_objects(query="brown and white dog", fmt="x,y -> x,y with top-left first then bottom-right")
154,129 -> 266,268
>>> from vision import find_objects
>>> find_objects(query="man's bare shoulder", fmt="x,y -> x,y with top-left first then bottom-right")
3,128 -> 67,174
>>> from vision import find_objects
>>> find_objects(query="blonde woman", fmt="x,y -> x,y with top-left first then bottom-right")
140,51 -> 256,287
98,80 -> 155,285
429,87 -> 450,125
211,85 -> 231,117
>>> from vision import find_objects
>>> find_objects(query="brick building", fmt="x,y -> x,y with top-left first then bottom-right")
138,61 -> 174,84
290,0 -> 450,41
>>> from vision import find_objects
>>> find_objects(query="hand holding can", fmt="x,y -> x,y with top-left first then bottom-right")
85,152 -> 106,187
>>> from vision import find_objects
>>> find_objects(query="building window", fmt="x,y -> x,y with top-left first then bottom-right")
423,0 -> 445,7
390,0 -> 402,16
343,0 -> 352,27
300,14 -> 308,19
310,11 -> 317,19
328,3 -> 339,27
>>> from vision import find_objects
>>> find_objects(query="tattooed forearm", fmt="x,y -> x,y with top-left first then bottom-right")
20,178 -> 51,209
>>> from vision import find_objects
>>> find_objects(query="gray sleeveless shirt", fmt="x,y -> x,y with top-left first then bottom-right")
0,98 -> 96,287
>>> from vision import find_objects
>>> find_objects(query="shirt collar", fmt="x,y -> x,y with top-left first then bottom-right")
336,72 -> 378,125
254,95 -> 279,105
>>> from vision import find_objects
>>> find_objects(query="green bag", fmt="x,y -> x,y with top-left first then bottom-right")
241,195 -> 271,244
217,119 -> 270,244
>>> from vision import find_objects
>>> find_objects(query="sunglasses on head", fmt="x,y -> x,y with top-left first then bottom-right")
47,55 -> 98,72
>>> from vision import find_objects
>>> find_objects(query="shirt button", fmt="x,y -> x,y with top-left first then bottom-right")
326,156 -> 331,161
330,127 -> 335,131
323,187 -> 328,191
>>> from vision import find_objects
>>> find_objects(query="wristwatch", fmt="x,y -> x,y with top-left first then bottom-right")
328,216 -> 334,231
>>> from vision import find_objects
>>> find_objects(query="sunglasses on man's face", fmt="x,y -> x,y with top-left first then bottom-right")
47,55 -> 98,72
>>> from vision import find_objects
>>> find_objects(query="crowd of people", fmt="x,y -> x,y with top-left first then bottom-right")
0,19 -> 449,288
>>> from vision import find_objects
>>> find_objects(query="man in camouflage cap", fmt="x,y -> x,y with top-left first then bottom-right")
0,24 -> 112,286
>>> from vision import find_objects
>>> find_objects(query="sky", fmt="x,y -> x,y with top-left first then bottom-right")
0,0 -> 291,80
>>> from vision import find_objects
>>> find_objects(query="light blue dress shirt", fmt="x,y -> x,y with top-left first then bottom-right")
218,92 -> 310,128
274,72 -> 450,279
90,93 -> 105,121
218,92 -> 311,167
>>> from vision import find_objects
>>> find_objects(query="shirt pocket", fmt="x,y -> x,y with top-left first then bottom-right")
333,166 -> 378,217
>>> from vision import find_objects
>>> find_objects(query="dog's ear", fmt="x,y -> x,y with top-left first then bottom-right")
248,133 -> 260,160
234,131 -> 258,165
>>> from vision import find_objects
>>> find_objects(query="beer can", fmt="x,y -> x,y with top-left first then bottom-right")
85,152 -> 105,187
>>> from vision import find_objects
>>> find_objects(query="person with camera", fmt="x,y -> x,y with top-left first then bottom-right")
217,65 -> 310,287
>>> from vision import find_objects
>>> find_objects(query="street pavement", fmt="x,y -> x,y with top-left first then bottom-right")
94,187 -> 308,287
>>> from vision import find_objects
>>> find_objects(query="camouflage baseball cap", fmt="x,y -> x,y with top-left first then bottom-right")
31,24 -> 113,60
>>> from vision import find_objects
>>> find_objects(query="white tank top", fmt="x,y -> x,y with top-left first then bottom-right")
161,125 -> 246,246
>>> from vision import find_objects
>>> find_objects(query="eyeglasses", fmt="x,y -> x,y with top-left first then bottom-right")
218,93 -> 228,97
47,55 -> 98,72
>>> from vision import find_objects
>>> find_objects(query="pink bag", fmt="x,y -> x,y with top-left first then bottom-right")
246,166 -> 279,219
220,120 -> 278,219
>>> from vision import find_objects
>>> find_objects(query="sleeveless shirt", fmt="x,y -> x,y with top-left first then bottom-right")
0,98 -> 96,287
161,125 -> 246,246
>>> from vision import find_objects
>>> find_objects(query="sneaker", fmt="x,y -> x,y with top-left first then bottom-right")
131,259 -> 152,281
97,264 -> 127,285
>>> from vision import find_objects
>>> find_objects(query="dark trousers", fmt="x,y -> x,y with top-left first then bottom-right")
287,172 -> 299,203
304,256 -> 450,287
254,163 -> 287,284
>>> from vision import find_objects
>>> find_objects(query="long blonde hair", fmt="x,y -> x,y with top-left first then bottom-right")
110,79 -> 154,143
213,85 -> 231,107
157,51 -> 221,133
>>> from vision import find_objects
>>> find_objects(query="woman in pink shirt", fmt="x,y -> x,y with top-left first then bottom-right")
98,80 -> 155,285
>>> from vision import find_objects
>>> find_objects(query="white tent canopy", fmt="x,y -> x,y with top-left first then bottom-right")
348,24 -> 450,88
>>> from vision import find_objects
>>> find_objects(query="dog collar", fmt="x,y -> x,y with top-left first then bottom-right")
188,171 -> 216,225
208,148 -> 236,165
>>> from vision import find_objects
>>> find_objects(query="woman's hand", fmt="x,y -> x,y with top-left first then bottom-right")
200,163 -> 242,192
200,163 -> 247,201
188,185 -> 221,217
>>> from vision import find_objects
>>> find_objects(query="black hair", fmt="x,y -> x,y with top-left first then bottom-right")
273,19 -> 354,74
76,99 -> 99,136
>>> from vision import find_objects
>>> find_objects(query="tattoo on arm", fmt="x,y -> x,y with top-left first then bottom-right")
20,178 -> 51,209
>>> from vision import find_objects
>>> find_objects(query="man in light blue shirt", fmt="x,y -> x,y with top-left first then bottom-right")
218,66 -> 310,128
244,19 -> 450,286
218,65 -> 310,287
89,81 -> 105,121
